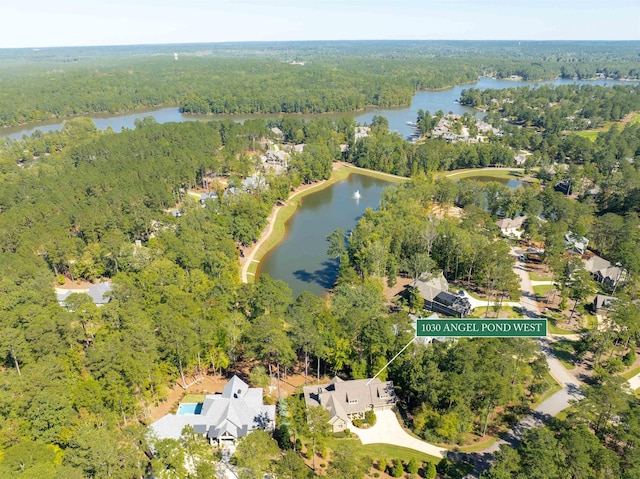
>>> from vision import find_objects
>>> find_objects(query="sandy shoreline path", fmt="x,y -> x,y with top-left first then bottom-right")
239,162 -> 407,283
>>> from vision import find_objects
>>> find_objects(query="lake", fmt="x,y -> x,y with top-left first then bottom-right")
257,173 -> 394,298
3,77 -> 637,140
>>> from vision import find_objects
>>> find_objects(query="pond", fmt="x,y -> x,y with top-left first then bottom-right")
257,173 -> 395,298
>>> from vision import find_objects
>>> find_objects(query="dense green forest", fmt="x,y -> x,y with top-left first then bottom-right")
2,40 -> 640,126
461,83 -> 640,132
1,49 -> 640,477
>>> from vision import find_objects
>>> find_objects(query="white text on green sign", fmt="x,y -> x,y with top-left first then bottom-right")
417,319 -> 547,338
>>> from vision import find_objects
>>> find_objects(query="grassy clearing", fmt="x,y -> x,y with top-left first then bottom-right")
583,313 -> 598,330
469,306 -> 521,318
550,340 -> 578,370
245,164 -> 406,280
572,112 -> 639,142
529,271 -> 553,282
323,437 -> 441,464
181,394 -> 205,403
456,436 -> 499,453
534,371 -> 564,405
439,167 -> 525,181
533,284 -> 553,298
546,318 -> 578,335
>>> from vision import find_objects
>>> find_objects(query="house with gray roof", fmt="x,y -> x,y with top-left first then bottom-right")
593,294 -> 617,313
149,375 -> 275,445
56,281 -> 113,307
584,254 -> 627,288
303,377 -> 396,432
411,272 -> 471,317
496,215 -> 527,238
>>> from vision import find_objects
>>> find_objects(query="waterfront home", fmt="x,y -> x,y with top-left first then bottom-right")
149,375 -> 275,445
355,126 -> 371,140
303,377 -> 396,432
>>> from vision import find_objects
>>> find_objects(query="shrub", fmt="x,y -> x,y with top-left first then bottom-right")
390,459 -> 404,477
425,461 -> 437,479
378,458 -> 387,472
321,446 -> 329,459
352,418 -> 363,428
623,347 -> 636,366
249,365 -> 270,388
364,410 -> 376,426
305,447 -> 313,459
406,458 -> 419,474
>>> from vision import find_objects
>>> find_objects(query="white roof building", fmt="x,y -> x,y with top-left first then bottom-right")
149,375 -> 275,444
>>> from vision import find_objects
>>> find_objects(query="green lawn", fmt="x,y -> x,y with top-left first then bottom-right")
182,394 -> 205,403
533,284 -> 553,298
550,340 -> 578,370
439,167 -> 525,181
572,112 -> 639,142
323,437 -> 441,464
529,271 -> 553,282
621,365 -> 640,381
583,313 -> 598,331
534,371 -> 564,405
469,306 -> 522,318
546,318 -> 579,335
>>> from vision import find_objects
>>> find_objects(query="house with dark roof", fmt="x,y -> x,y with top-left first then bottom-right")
303,377 -> 396,433
584,254 -> 627,288
149,375 -> 275,445
593,294 -> 617,313
411,272 -> 472,317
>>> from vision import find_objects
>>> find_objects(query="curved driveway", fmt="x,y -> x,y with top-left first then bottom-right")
350,409 -> 447,458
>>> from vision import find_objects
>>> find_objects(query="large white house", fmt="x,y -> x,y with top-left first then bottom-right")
150,376 -> 275,445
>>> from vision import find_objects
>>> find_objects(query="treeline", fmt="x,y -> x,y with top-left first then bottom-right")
461,84 -> 640,133
483,375 -> 640,479
3,40 -> 640,126
349,116 -> 516,176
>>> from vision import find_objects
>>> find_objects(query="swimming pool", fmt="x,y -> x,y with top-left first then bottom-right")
177,403 -> 203,415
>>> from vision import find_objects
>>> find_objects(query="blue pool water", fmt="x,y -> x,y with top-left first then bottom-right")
177,403 -> 202,415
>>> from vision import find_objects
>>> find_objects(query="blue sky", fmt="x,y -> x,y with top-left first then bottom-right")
2,0 -> 639,48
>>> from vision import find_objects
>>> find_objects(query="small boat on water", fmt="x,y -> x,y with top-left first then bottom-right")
353,190 -> 361,199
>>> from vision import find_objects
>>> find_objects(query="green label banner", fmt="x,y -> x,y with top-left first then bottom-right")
417,319 -> 547,337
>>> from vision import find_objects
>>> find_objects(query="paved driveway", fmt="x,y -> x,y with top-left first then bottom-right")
349,409 -> 446,458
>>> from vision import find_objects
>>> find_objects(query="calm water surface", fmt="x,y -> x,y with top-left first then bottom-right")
3,78 -> 637,140
257,174 -> 393,298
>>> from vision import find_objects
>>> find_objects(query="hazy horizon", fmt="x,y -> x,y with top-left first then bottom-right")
3,0 -> 639,49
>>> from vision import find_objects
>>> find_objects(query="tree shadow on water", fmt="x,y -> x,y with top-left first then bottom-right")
293,258 -> 339,289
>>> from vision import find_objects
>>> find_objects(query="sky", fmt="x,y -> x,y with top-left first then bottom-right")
2,0 -> 639,49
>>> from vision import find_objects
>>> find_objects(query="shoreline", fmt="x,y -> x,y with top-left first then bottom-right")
239,162 -> 407,283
